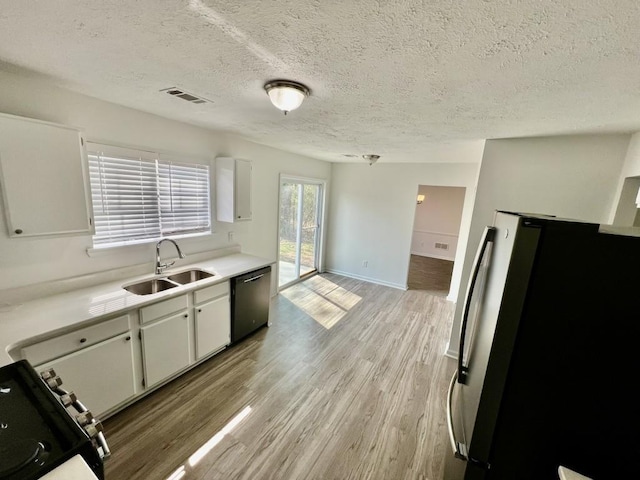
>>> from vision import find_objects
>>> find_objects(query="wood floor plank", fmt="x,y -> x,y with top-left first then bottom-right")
103,273 -> 456,480
407,255 -> 454,296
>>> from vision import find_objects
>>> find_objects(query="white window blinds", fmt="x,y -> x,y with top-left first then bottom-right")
158,161 -> 210,235
88,144 -> 210,248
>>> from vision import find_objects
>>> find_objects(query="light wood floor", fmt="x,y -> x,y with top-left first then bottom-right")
407,255 -> 454,296
103,274 -> 456,480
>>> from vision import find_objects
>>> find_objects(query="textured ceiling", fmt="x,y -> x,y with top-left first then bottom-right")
0,0 -> 639,163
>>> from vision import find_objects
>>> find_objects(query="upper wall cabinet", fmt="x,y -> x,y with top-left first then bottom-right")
0,113 -> 93,237
216,157 -> 252,223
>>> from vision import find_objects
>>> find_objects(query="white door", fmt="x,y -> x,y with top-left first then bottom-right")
235,159 -> 252,220
141,312 -> 191,388
195,296 -> 231,359
37,332 -> 136,417
0,113 -> 92,237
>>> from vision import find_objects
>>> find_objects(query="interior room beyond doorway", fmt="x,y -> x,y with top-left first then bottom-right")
407,185 -> 465,296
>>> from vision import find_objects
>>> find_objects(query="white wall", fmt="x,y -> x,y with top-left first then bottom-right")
326,161 -> 480,298
410,185 -> 465,261
0,70 -> 331,291
448,134 -> 630,357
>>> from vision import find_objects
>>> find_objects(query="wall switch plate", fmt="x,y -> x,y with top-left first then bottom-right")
228,231 -> 234,242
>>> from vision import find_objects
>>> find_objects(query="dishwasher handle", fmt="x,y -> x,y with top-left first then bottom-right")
243,274 -> 265,283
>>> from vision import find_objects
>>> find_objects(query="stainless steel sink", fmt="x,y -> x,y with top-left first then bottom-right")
123,278 -> 178,295
167,269 -> 214,284
123,269 -> 214,295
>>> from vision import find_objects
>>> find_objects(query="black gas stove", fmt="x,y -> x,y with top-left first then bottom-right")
0,360 -> 108,479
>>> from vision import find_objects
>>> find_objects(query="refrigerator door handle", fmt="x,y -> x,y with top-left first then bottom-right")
446,370 -> 468,460
458,226 -> 496,384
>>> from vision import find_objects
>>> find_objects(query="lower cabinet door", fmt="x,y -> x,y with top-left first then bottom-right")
195,296 -> 230,359
141,311 -> 191,388
36,332 -> 136,417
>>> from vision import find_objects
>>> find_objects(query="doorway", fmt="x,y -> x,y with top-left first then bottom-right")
407,185 -> 465,296
278,176 -> 324,289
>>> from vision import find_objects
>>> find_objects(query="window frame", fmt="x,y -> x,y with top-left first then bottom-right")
86,142 -> 213,250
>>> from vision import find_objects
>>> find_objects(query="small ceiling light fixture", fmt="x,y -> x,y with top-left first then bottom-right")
264,80 -> 310,115
362,154 -> 380,166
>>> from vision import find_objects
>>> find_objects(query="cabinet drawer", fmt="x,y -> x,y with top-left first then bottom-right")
194,282 -> 229,304
21,314 -> 130,366
139,294 -> 188,324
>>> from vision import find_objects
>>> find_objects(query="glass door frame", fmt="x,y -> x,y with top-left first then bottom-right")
276,174 -> 326,291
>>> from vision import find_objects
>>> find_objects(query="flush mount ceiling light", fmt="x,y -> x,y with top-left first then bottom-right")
363,154 -> 380,166
264,80 -> 310,115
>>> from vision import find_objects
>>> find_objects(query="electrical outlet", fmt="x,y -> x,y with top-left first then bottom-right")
362,260 -> 368,268
228,231 -> 234,242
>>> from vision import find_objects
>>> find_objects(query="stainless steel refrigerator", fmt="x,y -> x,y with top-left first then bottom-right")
445,211 -> 640,479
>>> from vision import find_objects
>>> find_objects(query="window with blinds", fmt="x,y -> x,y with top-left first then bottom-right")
87,143 -> 211,248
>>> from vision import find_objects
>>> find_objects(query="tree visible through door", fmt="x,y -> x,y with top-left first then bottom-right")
278,181 -> 321,288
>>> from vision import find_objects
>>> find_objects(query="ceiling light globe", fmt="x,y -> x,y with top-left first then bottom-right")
264,80 -> 310,114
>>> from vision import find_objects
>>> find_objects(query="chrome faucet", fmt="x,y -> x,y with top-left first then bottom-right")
155,239 -> 185,275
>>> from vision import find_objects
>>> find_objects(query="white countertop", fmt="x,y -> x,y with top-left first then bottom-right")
40,455 -> 98,480
0,253 -> 273,367
558,466 -> 593,480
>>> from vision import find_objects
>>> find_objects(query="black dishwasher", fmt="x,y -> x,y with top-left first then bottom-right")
230,265 -> 271,343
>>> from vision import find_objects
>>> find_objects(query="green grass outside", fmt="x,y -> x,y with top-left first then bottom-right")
279,239 -> 315,266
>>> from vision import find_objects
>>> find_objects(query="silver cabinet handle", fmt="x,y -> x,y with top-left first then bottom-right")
243,274 -> 264,283
446,370 -> 468,461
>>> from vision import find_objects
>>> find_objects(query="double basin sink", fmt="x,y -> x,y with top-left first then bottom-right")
123,269 -> 214,295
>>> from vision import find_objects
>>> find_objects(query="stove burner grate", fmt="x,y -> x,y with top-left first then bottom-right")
0,438 -> 50,477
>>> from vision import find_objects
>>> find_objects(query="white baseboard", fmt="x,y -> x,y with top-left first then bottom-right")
325,269 -> 407,291
444,342 -> 459,359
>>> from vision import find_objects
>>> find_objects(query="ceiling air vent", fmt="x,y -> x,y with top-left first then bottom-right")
160,87 -> 211,105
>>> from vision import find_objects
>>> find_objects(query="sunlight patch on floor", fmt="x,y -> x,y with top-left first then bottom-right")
281,276 -> 362,329
165,405 -> 252,480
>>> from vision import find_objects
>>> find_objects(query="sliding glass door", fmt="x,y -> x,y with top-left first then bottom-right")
278,177 -> 323,289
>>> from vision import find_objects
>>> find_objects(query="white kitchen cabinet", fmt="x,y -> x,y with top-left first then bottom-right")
216,157 -> 252,222
195,295 -> 230,359
193,281 -> 230,359
140,310 -> 191,388
0,112 -> 93,237
21,315 -> 130,366
36,332 -> 136,417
